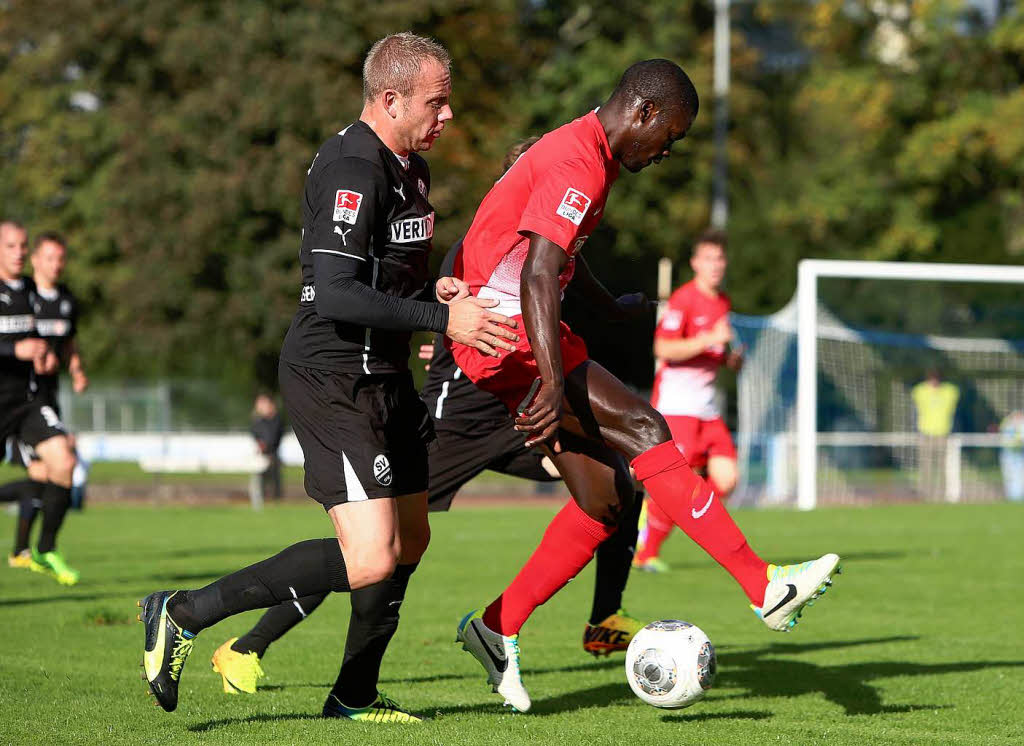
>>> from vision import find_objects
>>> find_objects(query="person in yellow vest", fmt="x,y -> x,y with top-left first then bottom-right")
911,369 -> 959,501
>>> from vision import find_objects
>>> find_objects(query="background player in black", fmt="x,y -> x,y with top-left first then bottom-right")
0,221 -> 80,584
138,33 -> 517,719
5,232 -> 89,569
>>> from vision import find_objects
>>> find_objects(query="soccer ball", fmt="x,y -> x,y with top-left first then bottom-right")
624,620 -> 716,709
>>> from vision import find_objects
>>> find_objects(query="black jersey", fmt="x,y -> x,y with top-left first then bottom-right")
280,121 -> 437,374
0,277 -> 38,404
32,283 -> 78,401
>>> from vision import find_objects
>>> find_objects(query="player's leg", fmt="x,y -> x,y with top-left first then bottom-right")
634,416 -> 699,571
584,488 -> 644,654
561,360 -> 840,632
704,416 -> 739,499
458,436 -> 631,711
12,459 -> 47,567
31,425 -> 79,585
324,491 -> 429,718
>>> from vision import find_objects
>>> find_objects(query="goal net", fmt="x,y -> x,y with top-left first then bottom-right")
732,260 -> 1024,508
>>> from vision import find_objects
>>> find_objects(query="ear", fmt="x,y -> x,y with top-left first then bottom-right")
383,90 -> 401,119
638,99 -> 656,124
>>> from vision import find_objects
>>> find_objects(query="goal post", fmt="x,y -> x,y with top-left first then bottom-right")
796,259 -> 1024,510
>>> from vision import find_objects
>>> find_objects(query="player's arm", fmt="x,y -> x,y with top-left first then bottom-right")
570,255 -> 652,322
66,339 -> 88,393
0,337 -> 47,360
516,233 -> 570,448
654,316 -> 732,362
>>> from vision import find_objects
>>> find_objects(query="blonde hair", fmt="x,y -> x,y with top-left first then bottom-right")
363,32 -> 451,103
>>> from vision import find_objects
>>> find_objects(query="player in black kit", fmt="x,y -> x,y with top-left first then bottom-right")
0,222 -> 80,585
4,233 -> 89,570
137,33 -> 517,719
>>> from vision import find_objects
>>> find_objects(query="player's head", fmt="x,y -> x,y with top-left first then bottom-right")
605,59 -> 698,173
253,392 -> 277,416
501,136 -> 541,174
362,32 -> 453,155
690,228 -> 727,290
31,231 -> 67,286
0,220 -> 28,279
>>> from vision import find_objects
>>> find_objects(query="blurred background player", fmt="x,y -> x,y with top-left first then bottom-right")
0,222 -> 80,585
208,143 -> 648,697
634,229 -> 744,572
5,232 -> 89,566
250,392 -> 284,500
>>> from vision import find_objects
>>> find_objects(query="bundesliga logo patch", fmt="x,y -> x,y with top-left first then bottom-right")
556,188 -> 592,226
334,190 -> 363,224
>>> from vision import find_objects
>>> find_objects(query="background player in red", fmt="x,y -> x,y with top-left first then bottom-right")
449,60 -> 840,712
635,229 -> 744,572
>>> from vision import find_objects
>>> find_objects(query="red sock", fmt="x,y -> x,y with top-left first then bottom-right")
635,497 -> 673,562
631,442 -> 768,605
482,499 -> 615,636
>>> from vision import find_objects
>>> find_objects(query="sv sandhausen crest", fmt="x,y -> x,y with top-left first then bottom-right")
373,454 -> 392,486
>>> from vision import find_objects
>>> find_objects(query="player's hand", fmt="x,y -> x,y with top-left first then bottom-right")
34,351 -> 59,375
418,342 -> 435,371
615,292 -> 655,321
707,318 -> 733,347
726,344 -> 745,372
445,296 -> 519,357
14,338 -> 47,361
436,276 -> 471,304
515,379 -> 563,450
71,369 -> 89,393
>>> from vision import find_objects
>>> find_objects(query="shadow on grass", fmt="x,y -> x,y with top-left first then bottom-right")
716,636 -> 1024,715
0,592 -> 120,607
430,681 -> 633,718
663,709 -> 772,723
189,712 -> 321,733
377,656 -> 621,687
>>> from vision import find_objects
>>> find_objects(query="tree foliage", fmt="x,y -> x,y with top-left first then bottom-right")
1,0 -> 1022,396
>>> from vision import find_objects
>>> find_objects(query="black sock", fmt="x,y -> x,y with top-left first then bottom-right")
14,481 -> 45,554
233,591 -> 329,658
0,478 -> 34,503
36,483 -> 72,554
167,538 -> 348,634
330,562 -> 419,708
590,490 -> 643,624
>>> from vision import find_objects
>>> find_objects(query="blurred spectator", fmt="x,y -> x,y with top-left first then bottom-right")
251,393 -> 284,500
911,369 -> 959,501
999,410 -> 1024,502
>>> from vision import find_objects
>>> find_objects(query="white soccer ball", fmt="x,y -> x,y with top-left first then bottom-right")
624,620 -> 716,709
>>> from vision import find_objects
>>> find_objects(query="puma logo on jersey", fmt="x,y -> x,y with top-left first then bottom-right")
393,184 -> 405,200
333,226 -> 352,246
389,213 -> 434,244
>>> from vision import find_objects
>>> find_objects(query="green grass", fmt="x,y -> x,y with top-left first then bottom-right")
1,502 -> 1022,745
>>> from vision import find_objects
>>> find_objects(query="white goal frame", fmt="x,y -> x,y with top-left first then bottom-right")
796,259 -> 1024,510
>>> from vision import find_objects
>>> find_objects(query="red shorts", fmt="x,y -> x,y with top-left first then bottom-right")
664,415 -> 736,471
450,314 -> 590,413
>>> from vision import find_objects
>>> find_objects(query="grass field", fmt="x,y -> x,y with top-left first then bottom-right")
1,501 -> 1022,745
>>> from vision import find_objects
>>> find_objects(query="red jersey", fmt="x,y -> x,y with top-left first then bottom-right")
652,280 -> 731,419
458,111 -> 620,317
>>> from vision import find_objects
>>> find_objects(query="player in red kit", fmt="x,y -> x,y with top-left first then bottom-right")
635,229 -> 743,572
450,60 -> 841,712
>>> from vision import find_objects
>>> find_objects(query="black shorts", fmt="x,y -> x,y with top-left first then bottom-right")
1,398 -> 67,467
280,360 -> 434,509
427,419 -> 560,512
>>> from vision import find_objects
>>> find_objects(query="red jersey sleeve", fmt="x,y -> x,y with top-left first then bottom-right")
517,158 -> 604,254
655,287 -> 690,340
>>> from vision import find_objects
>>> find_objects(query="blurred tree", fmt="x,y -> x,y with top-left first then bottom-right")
1,0 -> 1021,407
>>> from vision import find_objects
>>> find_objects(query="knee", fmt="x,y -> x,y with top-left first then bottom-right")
346,543 -> 399,588
45,449 -> 76,485
628,406 -> 672,454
